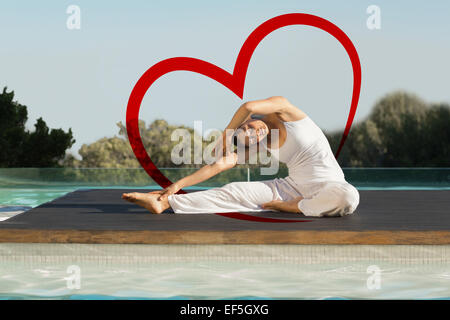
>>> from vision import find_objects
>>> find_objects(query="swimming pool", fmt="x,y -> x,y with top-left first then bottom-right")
0,168 -> 449,300
1,167 -> 448,208
0,244 -> 449,300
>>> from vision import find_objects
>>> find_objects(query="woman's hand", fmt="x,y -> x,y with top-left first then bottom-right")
213,131 -> 234,160
148,183 -> 181,201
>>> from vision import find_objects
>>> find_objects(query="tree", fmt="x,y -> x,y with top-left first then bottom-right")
76,136 -> 138,168
65,90 -> 450,169
0,87 -> 75,167
328,91 -> 450,167
66,119 -> 275,170
67,119 -> 205,168
369,91 -> 427,166
421,103 -> 450,166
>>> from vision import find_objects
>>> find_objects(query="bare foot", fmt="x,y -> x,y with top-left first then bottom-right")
122,192 -> 170,214
262,196 -> 304,213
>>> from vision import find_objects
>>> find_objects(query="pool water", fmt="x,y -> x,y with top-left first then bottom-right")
0,187 -> 75,208
0,244 -> 449,300
2,262 -> 449,300
0,168 -> 449,209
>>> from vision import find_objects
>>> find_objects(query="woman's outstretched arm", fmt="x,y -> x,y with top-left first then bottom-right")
224,96 -> 286,130
155,153 -> 238,200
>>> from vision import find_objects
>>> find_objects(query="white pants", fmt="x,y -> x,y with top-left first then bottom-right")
167,177 -> 360,217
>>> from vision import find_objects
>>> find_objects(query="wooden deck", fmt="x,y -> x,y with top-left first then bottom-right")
0,189 -> 449,244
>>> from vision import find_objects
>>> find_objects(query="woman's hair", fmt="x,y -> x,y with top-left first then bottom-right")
250,114 -> 265,120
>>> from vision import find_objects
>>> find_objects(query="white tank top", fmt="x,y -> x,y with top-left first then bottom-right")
267,116 -> 346,184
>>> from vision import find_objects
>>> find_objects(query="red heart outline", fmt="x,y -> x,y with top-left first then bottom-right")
126,13 -> 361,223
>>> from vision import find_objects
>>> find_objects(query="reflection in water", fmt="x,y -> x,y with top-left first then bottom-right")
0,261 -> 449,300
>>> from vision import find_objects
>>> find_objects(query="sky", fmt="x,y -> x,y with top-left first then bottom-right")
1,0 -> 449,157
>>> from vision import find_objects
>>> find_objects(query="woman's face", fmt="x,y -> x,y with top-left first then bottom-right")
235,119 -> 269,147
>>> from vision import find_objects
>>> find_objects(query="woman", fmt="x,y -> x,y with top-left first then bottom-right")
122,96 -> 359,217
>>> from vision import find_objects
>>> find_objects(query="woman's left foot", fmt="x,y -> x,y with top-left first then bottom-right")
262,196 -> 303,213
122,192 -> 169,214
